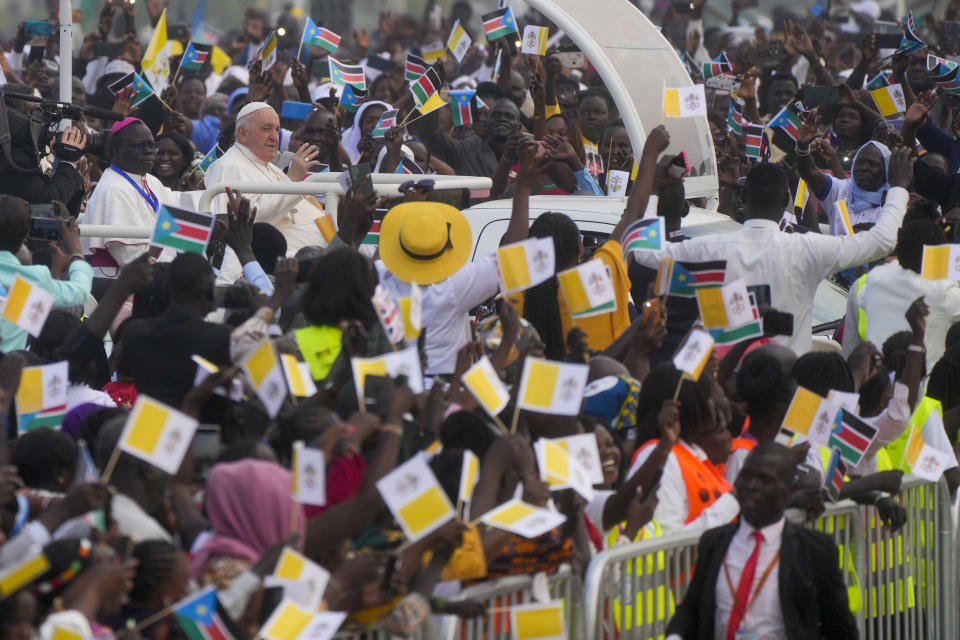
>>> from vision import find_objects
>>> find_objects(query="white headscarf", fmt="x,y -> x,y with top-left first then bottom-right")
342,100 -> 392,164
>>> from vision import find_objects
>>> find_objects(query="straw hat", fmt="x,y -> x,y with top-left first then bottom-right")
378,202 -> 472,285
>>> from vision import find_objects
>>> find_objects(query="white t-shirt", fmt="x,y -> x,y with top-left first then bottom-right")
817,176 -> 885,236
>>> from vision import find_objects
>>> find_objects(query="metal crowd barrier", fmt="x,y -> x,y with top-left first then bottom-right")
331,566 -> 579,640
583,476 -> 954,640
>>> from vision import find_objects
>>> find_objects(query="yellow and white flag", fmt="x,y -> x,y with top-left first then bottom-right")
351,345 -> 424,402
281,354 -> 317,398
511,600 -> 567,640
557,259 -> 616,319
606,170 -> 630,197
906,427 -> 957,482
534,439 -> 594,501
458,449 -> 480,504
417,92 -> 447,115
399,282 -> 422,340
481,498 -> 566,538
921,244 -> 960,280
314,214 -> 337,243
544,433 -> 604,485
242,339 -> 287,418
672,329 -> 714,380
663,84 -> 707,118
794,178 -> 809,212
119,395 -> 199,475
375,454 -> 455,541
2,275 -> 53,337
0,549 -> 50,597
461,355 -> 510,417
695,278 -> 755,330
834,200 -> 855,236
521,25 -> 549,55
447,20 -> 472,62
142,8 -> 168,69
272,547 -> 330,611
655,257 -> 674,296
779,386 -> 840,445
291,440 -> 326,506
16,360 -> 68,414
50,626 -> 84,640
421,40 -> 446,62
870,83 -> 907,117
497,237 -> 556,294
259,31 -> 279,70
516,357 -> 589,416
259,598 -> 313,640
143,40 -> 173,93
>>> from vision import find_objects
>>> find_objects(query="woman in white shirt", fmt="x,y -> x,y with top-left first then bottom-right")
796,113 -> 892,236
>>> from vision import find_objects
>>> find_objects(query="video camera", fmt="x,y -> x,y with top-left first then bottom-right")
0,86 -> 124,174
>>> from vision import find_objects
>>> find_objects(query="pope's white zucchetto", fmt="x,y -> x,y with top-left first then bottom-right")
236,101 -> 274,121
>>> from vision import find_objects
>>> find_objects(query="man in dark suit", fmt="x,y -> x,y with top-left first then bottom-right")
666,442 -> 858,640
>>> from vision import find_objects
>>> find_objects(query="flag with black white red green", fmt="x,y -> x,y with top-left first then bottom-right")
394,156 -> 424,175
702,52 -> 732,80
409,67 -> 441,107
328,57 -> 366,89
339,83 -> 366,112
174,587 -> 240,640
665,259 -> 726,297
18,405 -> 68,433
768,104 -> 800,142
867,71 -> 891,90
362,220 -> 381,245
370,109 -> 398,138
302,17 -> 340,54
482,6 -> 519,41
823,448 -> 846,502
180,42 -> 211,71
621,217 -> 664,258
197,144 -> 219,173
449,90 -> 476,126
744,122 -> 763,159
405,53 -> 428,81
899,11 -> 926,55
727,95 -> 743,135
109,72 -> 155,106
152,205 -> 216,255
828,408 -> 878,467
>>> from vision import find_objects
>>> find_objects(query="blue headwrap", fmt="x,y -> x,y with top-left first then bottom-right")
847,140 -> 891,214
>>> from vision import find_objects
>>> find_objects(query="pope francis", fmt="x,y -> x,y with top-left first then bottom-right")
205,101 -> 327,255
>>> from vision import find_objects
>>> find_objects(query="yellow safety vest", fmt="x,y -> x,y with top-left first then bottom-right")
813,443 -> 862,614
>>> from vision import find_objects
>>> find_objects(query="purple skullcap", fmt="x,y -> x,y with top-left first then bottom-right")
110,116 -> 144,134
61,402 -> 102,440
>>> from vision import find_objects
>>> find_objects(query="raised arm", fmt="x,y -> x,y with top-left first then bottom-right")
613,125 -> 671,240
795,111 -> 831,198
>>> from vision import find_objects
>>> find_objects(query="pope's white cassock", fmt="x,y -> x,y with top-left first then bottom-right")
204,107 -> 327,257
80,166 -> 179,278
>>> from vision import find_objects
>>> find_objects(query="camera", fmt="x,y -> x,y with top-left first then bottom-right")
0,85 -> 123,175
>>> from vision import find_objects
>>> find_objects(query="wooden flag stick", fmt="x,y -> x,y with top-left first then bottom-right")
128,604 -> 174,632
290,502 -> 301,536
509,404 -> 521,435
398,106 -> 419,128
456,499 -> 464,521
296,40 -> 304,62
400,108 -> 442,129
491,414 -> 509,435
100,445 -> 123,486
672,376 -> 685,402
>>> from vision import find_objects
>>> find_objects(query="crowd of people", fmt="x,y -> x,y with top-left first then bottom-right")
2,0 -> 960,638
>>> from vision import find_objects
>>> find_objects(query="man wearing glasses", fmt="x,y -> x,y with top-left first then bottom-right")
81,117 -> 179,278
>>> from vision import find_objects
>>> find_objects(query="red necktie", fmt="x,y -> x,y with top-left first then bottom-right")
725,530 -> 764,640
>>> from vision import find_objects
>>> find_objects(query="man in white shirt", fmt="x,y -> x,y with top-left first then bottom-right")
204,102 -> 327,257
842,219 -> 960,369
81,118 -> 180,277
376,179 -> 532,375
633,151 -> 914,355
666,443 -> 857,640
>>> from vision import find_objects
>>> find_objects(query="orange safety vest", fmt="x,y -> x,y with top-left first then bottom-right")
632,440 -> 733,524
717,437 -> 757,478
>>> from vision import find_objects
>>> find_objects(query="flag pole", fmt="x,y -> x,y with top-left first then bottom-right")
170,62 -> 182,89
100,445 -> 123,486
509,404 -> 520,435
128,603 -> 175,632
672,376 -> 685,402
491,414 -> 508,435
